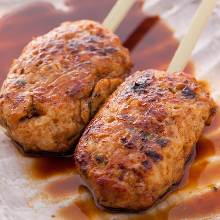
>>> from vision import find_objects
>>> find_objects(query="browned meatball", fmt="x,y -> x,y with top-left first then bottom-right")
75,69 -> 215,211
0,20 -> 132,153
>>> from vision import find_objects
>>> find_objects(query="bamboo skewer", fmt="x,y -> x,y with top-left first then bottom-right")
167,0 -> 217,73
104,0 -> 216,73
103,0 -> 135,32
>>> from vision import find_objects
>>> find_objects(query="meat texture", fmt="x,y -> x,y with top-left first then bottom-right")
0,20 -> 131,153
75,69 -> 215,211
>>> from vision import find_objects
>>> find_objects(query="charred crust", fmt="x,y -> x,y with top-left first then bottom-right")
87,47 -> 117,56
66,84 -> 82,97
75,153 -> 89,176
118,163 -> 126,170
28,105 -> 41,118
118,164 -> 126,181
131,74 -> 153,93
67,41 -> 79,52
156,138 -> 169,148
131,167 -> 144,179
15,95 -> 25,103
120,137 -> 134,149
83,35 -> 101,43
181,86 -> 196,99
210,107 -> 217,116
15,79 -> 27,87
118,114 -> 135,122
141,160 -> 151,170
118,164 -> 128,181
86,45 -> 97,52
103,47 -> 117,54
206,106 -> 217,126
120,137 -> 127,144
209,106 -> 217,121
132,82 -> 147,93
140,131 -> 148,143
93,93 -> 101,98
97,48 -> 110,56
156,88 -> 166,97
35,60 -> 43,67
20,68 -> 24,74
145,150 -> 163,161
118,172 -> 126,181
20,103 -> 41,122
95,155 -> 108,165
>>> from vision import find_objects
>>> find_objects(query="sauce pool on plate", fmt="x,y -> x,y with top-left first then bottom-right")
0,0 -> 193,85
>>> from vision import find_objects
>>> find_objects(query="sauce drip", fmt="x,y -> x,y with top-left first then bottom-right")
29,157 -> 75,179
57,189 -> 107,220
42,175 -> 84,200
0,0 -> 218,220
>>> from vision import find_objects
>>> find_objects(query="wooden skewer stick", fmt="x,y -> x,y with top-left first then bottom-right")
167,0 -> 217,73
103,0 -> 135,32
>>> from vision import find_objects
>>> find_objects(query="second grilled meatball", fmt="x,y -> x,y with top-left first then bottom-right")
0,20 -> 132,153
75,69 -> 215,211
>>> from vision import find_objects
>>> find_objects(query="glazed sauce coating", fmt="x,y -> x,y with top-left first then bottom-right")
0,0 -> 219,219
28,157 -> 75,179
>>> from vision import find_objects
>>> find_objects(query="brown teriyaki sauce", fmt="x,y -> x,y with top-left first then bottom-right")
1,0 -> 219,220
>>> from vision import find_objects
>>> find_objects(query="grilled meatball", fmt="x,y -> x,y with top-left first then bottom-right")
75,69 -> 215,211
0,20 -> 131,153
